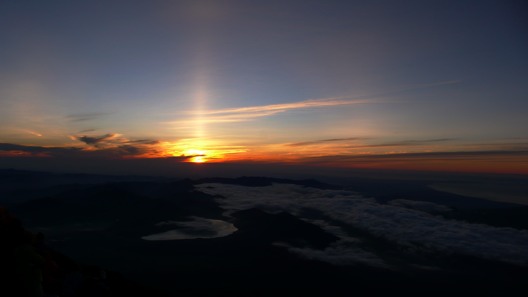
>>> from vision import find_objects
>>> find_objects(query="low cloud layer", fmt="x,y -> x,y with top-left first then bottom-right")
142,217 -> 237,240
388,199 -> 452,214
73,133 -> 120,147
0,132 -> 173,160
301,149 -> 528,165
287,138 -> 454,148
275,239 -> 388,268
0,142 -> 147,159
196,183 -> 528,267
287,137 -> 370,147
0,143 -> 82,157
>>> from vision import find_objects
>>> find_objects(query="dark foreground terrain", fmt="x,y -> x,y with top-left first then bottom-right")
1,169 -> 527,296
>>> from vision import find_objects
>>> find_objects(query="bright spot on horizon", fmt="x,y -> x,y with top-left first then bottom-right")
160,139 -> 233,163
182,148 -> 207,163
189,155 -> 206,163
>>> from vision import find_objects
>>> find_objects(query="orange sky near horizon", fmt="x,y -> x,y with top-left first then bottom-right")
2,134 -> 527,175
1,1 -> 527,176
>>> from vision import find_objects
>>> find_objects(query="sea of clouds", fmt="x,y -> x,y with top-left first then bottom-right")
195,183 -> 528,267
142,217 -> 237,240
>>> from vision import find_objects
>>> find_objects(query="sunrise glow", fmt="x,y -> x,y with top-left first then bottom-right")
0,1 -> 526,175
1,3 -> 526,295
189,155 -> 206,163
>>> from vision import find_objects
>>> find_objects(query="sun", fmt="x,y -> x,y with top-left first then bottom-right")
183,149 -> 207,163
161,139 -> 236,163
189,155 -> 206,163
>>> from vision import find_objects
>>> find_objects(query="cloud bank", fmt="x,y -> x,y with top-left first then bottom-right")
142,217 -> 237,240
196,183 -> 528,267
0,133 -> 170,160
73,133 -> 120,147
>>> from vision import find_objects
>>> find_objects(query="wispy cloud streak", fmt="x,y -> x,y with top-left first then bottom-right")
200,80 -> 457,120
343,138 -> 455,149
301,150 -> 528,164
199,97 -> 371,116
66,112 -> 111,122
288,137 -> 370,147
171,97 -> 373,125
170,80 -> 459,128
186,110 -> 284,124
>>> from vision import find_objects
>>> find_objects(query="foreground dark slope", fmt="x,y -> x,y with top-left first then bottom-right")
2,170 -> 528,296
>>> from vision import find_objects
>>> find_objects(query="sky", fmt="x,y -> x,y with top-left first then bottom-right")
0,0 -> 527,175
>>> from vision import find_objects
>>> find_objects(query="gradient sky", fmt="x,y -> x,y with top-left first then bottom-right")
1,0 -> 527,174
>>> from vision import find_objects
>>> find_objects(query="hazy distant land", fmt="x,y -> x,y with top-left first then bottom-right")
430,182 -> 528,206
